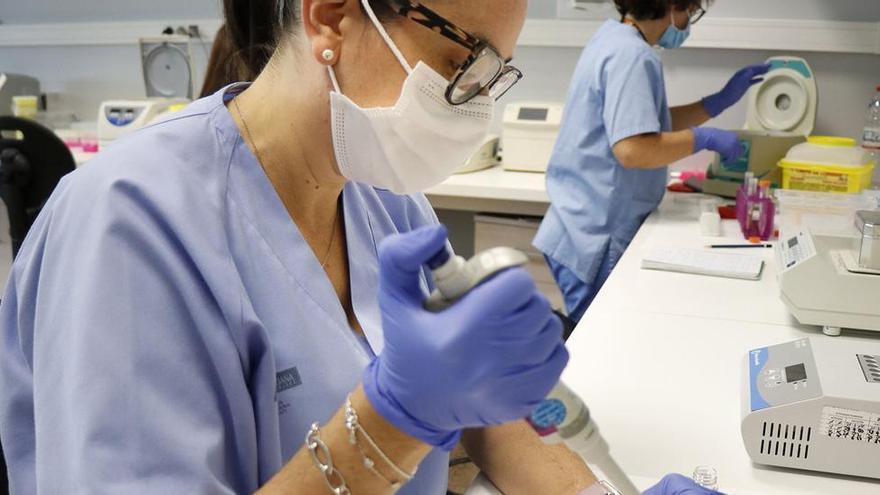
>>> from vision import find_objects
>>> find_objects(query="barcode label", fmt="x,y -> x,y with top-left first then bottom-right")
820,407 -> 880,445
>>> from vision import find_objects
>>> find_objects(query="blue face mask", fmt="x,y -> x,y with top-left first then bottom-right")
658,12 -> 691,49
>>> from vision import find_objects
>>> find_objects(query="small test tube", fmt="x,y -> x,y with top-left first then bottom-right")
759,180 -> 771,199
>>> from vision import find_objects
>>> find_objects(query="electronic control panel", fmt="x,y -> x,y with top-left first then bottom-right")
104,105 -> 147,127
749,338 -> 823,411
777,231 -> 817,272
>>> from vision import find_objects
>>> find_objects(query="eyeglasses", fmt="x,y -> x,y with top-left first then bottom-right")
688,6 -> 707,25
383,0 -> 523,106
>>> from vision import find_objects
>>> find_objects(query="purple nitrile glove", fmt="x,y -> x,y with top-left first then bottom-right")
643,474 -> 725,495
363,225 -> 569,450
693,127 -> 744,164
702,63 -> 772,118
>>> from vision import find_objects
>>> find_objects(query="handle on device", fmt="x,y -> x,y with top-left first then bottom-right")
424,246 -> 529,312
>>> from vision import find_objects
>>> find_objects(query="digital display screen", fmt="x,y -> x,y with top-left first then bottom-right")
785,363 -> 807,383
788,237 -> 799,248
518,108 -> 549,121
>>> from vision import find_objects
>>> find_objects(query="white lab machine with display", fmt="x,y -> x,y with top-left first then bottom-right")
741,338 -> 880,479
777,210 -> 880,336
97,35 -> 194,149
456,135 -> 500,174
502,102 -> 563,173
97,99 -> 188,149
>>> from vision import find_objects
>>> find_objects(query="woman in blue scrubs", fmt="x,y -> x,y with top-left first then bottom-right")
534,0 -> 770,322
0,1 -> 725,494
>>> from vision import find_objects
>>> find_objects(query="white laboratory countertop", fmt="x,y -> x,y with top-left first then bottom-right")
567,193 -> 878,494
425,166 -> 549,216
467,192 -> 880,495
563,311 -> 879,495
596,194 -> 798,328
426,166 -> 548,203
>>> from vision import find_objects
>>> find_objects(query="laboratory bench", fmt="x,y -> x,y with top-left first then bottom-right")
466,193 -> 880,495
425,166 -> 549,217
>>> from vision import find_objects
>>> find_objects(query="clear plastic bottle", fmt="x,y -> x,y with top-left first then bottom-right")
864,87 -> 880,187
863,86 -> 880,158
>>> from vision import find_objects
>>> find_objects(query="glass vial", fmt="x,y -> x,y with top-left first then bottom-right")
693,465 -> 718,491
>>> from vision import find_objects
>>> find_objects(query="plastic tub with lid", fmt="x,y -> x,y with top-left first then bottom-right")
778,136 -> 875,193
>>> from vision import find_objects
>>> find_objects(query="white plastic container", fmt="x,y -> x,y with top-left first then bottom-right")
774,189 -> 879,239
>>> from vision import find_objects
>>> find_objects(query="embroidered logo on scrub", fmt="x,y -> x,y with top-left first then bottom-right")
276,367 -> 303,394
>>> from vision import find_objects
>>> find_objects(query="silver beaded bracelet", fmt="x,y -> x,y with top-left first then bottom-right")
305,423 -> 351,495
345,395 -> 417,490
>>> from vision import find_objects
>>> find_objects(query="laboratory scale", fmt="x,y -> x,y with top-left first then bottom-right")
777,211 -> 880,336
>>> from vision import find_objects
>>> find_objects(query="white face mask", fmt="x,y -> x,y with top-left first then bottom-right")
327,0 -> 495,195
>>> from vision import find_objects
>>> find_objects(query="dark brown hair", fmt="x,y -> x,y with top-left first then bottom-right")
613,0 -> 712,21
199,24 -> 254,98
222,0 -> 398,77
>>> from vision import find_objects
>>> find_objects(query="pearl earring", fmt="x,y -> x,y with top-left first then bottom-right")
322,49 -> 335,62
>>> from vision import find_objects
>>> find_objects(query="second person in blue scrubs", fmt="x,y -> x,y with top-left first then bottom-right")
535,0 -> 770,322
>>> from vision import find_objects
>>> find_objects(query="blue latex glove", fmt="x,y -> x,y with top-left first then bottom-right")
643,474 -> 725,495
363,225 -> 569,450
693,127 -> 744,164
702,63 -> 772,118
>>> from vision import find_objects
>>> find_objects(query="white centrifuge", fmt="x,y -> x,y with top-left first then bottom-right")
744,57 -> 818,136
702,56 -> 818,197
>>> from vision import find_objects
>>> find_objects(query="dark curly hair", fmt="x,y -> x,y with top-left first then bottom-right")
613,0 -> 712,21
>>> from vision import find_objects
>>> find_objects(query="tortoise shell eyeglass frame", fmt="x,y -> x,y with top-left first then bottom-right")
382,0 -> 523,105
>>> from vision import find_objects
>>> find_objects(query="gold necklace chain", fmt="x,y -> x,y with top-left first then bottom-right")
232,96 -> 340,269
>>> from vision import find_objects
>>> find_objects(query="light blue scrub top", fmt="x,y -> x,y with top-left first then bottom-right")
534,20 -> 672,282
0,85 -> 449,494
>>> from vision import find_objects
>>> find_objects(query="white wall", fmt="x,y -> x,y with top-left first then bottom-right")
506,45 -> 880,141
0,0 -> 219,121
0,0 -> 878,138
0,0 -> 220,23
536,0 -> 880,21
